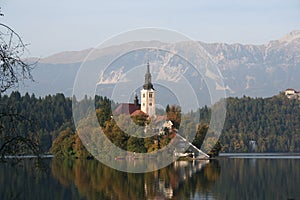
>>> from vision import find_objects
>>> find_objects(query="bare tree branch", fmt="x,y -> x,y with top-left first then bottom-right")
0,23 -> 35,93
0,9 -> 39,162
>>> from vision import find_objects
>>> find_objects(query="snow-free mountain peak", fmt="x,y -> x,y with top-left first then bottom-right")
278,30 -> 300,44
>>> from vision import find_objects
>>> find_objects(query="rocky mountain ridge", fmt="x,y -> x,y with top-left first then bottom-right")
22,31 -> 300,99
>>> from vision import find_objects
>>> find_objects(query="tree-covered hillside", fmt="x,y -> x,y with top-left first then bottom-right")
0,91 -> 73,153
1,91 -> 300,156
218,93 -> 300,152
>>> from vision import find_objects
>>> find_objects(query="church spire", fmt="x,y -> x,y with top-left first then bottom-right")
141,61 -> 156,117
143,61 -> 154,90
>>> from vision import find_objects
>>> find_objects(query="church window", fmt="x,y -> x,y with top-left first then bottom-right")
143,93 -> 145,98
149,93 -> 153,98
149,103 -> 152,106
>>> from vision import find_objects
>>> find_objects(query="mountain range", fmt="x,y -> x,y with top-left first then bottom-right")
18,30 -> 300,107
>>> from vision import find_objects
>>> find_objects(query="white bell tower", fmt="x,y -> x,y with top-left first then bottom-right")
141,62 -> 156,117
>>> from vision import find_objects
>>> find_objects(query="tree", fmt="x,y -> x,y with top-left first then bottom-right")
193,123 -> 209,149
127,136 -> 147,153
0,18 -> 34,92
0,8 -> 37,161
166,105 -> 181,129
50,128 -> 75,158
131,112 -> 149,126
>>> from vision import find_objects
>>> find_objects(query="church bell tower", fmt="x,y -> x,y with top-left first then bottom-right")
141,62 -> 156,117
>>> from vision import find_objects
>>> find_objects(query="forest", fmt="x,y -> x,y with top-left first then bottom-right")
219,93 -> 300,152
0,91 -> 73,153
1,91 -> 300,158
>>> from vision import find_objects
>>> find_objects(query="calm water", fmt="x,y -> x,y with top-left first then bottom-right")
0,154 -> 299,200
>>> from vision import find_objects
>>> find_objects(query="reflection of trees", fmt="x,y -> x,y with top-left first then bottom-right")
0,159 -> 80,200
51,159 -> 76,187
51,158 -> 221,200
52,158 -> 147,200
212,158 -> 300,200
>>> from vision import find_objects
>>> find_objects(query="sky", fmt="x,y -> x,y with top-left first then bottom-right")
1,0 -> 300,57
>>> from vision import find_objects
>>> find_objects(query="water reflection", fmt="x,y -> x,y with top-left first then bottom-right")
1,157 -> 299,199
212,158 -> 300,200
51,159 -> 220,200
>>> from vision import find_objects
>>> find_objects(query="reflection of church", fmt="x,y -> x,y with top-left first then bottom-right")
144,160 -> 212,199
113,62 -> 156,117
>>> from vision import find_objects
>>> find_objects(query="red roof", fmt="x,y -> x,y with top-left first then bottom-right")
286,88 -> 295,91
130,109 -> 147,116
113,103 -> 140,115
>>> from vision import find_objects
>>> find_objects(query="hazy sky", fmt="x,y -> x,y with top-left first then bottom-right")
2,0 -> 300,57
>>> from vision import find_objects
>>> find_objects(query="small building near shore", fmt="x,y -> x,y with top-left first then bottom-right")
285,88 -> 300,99
285,88 -> 297,96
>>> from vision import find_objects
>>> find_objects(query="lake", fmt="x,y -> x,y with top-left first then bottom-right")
0,154 -> 299,200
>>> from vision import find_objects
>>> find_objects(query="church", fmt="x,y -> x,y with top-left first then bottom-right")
113,62 -> 156,117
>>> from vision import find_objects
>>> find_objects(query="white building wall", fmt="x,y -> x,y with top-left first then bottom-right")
285,89 -> 296,96
141,89 -> 156,117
